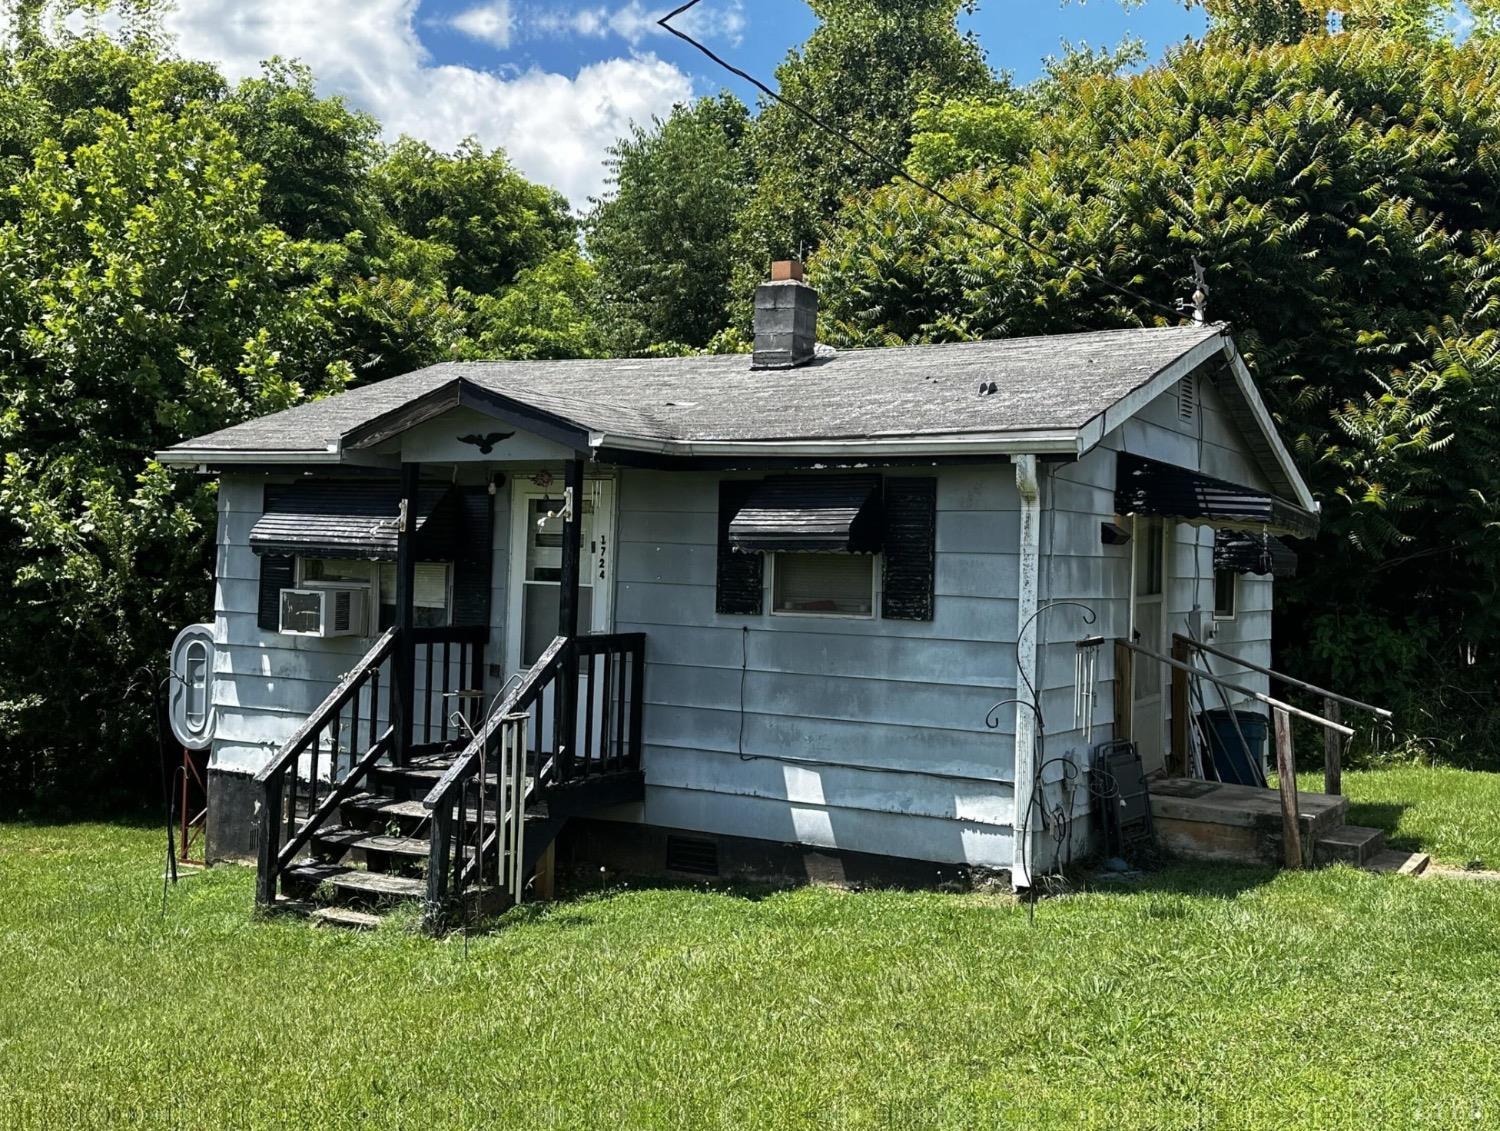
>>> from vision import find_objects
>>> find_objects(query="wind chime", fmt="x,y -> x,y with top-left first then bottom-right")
1073,634 -> 1105,745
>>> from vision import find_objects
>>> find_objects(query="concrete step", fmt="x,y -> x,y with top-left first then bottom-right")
1365,849 -> 1432,876
1314,824 -> 1386,867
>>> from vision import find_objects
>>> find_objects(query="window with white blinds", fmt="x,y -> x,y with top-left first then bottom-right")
772,553 -> 876,618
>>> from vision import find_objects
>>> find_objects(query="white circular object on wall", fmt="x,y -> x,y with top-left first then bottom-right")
168,623 -> 218,751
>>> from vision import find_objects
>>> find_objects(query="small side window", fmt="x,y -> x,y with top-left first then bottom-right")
1213,569 -> 1238,620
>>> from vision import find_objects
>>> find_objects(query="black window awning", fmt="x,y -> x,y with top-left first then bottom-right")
728,475 -> 884,554
1214,529 -> 1298,578
1115,453 -> 1319,539
250,482 -> 457,560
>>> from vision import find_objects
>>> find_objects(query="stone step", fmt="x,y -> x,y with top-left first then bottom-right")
1314,824 -> 1386,867
1365,849 -> 1432,876
309,906 -> 384,931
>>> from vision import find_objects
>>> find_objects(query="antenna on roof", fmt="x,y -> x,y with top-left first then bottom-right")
1178,258 -> 1211,325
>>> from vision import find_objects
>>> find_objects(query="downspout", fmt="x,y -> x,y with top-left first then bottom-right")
1012,454 -> 1042,891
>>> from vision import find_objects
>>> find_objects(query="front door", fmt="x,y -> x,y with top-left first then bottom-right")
506,476 -> 615,670
1130,516 -> 1168,772
505,476 -> 616,752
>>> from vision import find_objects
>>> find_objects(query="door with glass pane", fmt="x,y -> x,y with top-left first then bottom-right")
505,478 -> 615,756
1130,515 -> 1168,773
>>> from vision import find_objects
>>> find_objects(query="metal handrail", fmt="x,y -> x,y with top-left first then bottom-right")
1175,634 -> 1392,721
1120,639 -> 1354,737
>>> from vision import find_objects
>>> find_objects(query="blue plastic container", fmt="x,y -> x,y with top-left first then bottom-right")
1202,709 -> 1269,787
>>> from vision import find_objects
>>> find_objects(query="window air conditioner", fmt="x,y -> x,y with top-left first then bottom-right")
279,587 -> 368,638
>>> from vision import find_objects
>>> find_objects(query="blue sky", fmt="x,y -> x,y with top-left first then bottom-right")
158,0 -> 1208,206
427,1 -> 1208,96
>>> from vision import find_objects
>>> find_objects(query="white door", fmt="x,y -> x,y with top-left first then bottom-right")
505,477 -> 616,757
1130,516 -> 1169,773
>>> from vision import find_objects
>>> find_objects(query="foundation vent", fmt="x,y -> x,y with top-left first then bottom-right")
665,834 -> 720,877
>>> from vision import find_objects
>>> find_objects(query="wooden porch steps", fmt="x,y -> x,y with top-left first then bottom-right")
1150,779 -> 1427,876
271,748 -> 643,929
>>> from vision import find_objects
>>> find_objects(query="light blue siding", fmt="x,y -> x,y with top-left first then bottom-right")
612,466 -> 1021,870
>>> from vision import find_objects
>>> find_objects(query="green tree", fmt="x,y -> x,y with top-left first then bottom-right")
467,249 -> 604,361
1193,0 -> 1495,45
587,94 -> 752,352
369,136 -> 574,297
731,0 -> 996,316
0,59 -> 349,808
813,33 -> 1500,748
218,59 -> 381,242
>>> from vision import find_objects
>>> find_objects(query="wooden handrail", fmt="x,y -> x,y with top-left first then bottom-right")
254,628 -> 399,786
273,731 -> 393,871
1174,634 -> 1392,721
1119,639 -> 1354,737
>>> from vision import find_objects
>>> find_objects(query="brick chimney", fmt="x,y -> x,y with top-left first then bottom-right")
752,260 -> 818,370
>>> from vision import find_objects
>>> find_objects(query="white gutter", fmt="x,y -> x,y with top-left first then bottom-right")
154,447 -> 340,467
1011,453 -> 1042,891
154,447 -> 399,470
589,429 -> 1081,459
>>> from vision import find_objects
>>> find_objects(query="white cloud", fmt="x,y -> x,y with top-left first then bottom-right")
160,0 -> 695,207
450,0 -> 513,49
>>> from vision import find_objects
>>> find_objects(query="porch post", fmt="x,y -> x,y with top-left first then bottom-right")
554,457 -> 584,780
392,461 -> 420,766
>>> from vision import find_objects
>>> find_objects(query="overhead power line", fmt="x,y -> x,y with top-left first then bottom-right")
657,0 -> 1190,324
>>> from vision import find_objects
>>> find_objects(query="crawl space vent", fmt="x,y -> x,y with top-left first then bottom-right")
665,835 -> 719,877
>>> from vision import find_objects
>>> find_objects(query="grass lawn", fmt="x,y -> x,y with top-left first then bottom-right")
5,816 -> 1500,1129
1295,764 -> 1500,869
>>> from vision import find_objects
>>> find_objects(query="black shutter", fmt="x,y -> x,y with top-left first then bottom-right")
717,480 -> 764,616
882,478 -> 937,622
451,488 -> 494,627
257,555 -> 295,631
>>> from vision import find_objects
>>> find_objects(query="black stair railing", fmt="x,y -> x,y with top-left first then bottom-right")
253,625 -> 489,909
423,632 -> 646,921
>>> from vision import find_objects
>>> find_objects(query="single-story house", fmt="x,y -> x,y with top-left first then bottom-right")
158,262 -> 1320,924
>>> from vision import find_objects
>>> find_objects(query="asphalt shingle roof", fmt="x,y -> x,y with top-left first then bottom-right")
167,323 -> 1228,455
